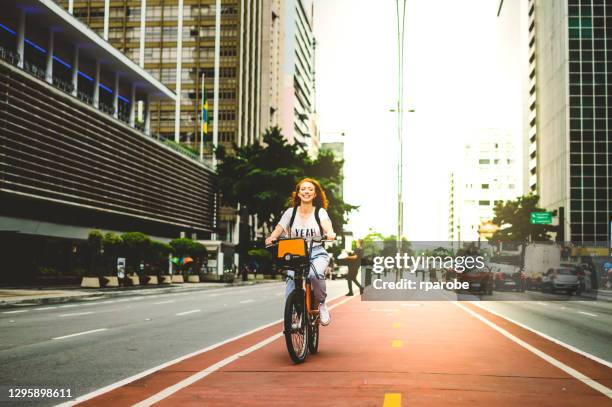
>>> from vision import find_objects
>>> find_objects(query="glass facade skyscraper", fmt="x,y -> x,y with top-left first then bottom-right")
567,0 -> 612,244
526,0 -> 611,245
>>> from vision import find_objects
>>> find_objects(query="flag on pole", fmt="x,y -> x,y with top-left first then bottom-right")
201,80 -> 208,137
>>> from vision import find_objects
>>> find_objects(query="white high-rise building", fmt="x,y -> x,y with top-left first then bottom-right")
449,129 -> 521,242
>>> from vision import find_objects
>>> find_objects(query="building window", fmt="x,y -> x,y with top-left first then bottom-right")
479,200 -> 490,206
481,184 -> 489,189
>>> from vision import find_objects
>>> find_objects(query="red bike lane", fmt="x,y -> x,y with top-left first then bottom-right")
78,297 -> 612,407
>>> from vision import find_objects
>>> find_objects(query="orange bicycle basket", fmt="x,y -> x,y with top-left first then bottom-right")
277,238 -> 307,258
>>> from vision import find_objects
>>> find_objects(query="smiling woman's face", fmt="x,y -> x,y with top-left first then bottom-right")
298,181 -> 316,204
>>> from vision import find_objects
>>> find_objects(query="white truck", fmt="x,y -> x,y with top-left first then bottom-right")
522,243 -> 561,290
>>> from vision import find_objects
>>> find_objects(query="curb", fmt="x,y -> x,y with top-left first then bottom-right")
0,279 -> 282,308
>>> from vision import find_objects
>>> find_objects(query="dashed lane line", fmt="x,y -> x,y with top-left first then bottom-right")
59,312 -> 94,317
52,328 -> 108,341
383,393 -> 401,407
176,309 -> 201,316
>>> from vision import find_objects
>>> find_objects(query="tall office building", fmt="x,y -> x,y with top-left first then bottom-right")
281,0 -> 318,154
513,0 -> 612,244
56,0 -> 283,150
448,130 -> 520,242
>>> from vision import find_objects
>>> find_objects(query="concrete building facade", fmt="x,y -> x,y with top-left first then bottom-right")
281,0 -> 318,154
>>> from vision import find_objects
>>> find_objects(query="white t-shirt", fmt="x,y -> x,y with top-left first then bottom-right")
278,207 -> 330,239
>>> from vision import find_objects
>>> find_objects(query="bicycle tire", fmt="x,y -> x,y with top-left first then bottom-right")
308,319 -> 319,354
284,289 -> 308,363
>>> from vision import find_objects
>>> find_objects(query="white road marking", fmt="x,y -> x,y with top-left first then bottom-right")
154,300 -> 175,305
58,304 -> 78,308
35,307 -> 57,311
55,293 -> 349,407
59,312 -> 94,317
239,299 -> 254,304
578,311 -> 598,317
536,302 -> 549,306
52,328 -> 108,340
115,299 -> 129,303
176,309 -> 201,316
472,302 -> 612,369
456,302 -> 612,398
132,295 -> 355,407
2,310 -> 28,314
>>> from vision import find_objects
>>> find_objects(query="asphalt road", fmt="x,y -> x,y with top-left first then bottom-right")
1,273 -> 611,406
0,280 -> 349,406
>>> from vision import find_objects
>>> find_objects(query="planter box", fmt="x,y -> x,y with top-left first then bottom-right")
160,275 -> 172,284
171,275 -> 184,283
247,273 -> 256,280
187,275 -> 200,283
203,273 -> 220,282
102,276 -> 119,287
81,276 -> 100,288
255,274 -> 264,280
128,275 -> 140,286
275,275 -> 284,280
147,275 -> 159,285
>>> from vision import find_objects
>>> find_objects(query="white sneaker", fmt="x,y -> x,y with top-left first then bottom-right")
319,303 -> 331,326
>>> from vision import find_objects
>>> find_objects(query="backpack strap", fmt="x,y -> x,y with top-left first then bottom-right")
314,206 -> 324,236
288,206 -> 324,237
288,206 -> 298,237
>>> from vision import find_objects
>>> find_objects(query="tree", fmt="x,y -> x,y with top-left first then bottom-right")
86,230 -> 104,277
102,232 -> 123,275
489,195 -> 555,243
216,126 -> 357,253
120,232 -> 151,274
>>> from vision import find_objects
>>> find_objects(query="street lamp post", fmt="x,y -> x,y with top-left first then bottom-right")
394,0 -> 407,247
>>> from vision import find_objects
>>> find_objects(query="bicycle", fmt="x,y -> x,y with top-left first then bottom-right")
268,236 -> 330,364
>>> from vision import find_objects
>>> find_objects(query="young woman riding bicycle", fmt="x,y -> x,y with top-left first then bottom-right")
265,178 -> 336,325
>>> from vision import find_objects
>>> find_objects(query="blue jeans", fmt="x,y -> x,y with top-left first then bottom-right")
285,245 -> 329,304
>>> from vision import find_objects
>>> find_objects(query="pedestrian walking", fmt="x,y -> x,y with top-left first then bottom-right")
345,239 -> 364,296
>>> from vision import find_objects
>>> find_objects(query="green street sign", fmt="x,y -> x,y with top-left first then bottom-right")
530,212 -> 553,224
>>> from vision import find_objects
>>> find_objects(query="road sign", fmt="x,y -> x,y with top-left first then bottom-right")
530,212 -> 553,224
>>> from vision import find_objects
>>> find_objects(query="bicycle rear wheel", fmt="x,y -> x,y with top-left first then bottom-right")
284,289 -> 308,363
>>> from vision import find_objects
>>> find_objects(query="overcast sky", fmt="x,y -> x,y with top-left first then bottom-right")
314,0 -> 522,240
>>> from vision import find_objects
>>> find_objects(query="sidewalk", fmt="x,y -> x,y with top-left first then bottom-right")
0,279 -> 281,308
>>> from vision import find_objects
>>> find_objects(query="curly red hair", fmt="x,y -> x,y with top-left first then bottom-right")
289,178 -> 328,209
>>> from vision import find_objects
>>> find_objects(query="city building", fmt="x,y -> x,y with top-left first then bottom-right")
320,140 -> 344,197
448,130 -> 520,242
281,0 -> 318,154
0,0 -> 220,283
509,0 -> 612,244
55,0 -> 284,151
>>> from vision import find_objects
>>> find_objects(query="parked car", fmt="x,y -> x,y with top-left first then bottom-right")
540,267 -> 580,294
457,265 -> 494,295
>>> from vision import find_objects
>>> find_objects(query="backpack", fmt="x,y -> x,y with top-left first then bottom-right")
288,206 -> 323,238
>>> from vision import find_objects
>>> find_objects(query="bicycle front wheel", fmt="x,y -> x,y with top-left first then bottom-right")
284,289 -> 308,364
